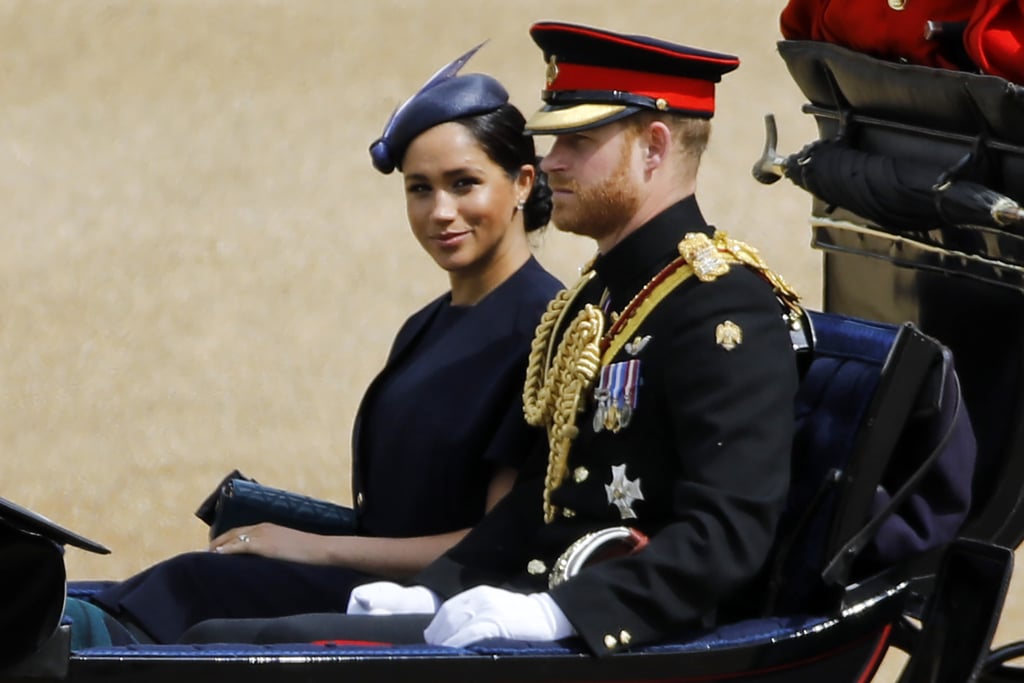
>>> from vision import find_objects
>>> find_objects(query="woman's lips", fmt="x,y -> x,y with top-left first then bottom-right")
434,231 -> 470,248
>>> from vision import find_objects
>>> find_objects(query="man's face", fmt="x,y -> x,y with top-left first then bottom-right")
540,122 -> 642,244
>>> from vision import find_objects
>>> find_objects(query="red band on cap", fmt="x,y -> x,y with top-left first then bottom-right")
549,62 -> 716,114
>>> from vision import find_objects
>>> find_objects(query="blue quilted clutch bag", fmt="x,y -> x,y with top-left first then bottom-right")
196,471 -> 357,540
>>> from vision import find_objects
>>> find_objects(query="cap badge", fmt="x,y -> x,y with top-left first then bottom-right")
546,55 -> 560,88
716,320 -> 743,351
605,464 -> 644,520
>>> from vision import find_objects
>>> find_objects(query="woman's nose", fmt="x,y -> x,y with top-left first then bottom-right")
431,191 -> 457,221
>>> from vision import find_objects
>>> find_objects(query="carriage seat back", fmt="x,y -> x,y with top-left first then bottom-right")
763,310 -> 975,616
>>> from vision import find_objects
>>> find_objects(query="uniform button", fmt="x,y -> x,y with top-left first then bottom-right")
888,0 -> 906,8
619,630 -> 632,646
527,559 -> 547,575
603,634 -> 618,649
356,492 -> 364,507
562,508 -> 576,518
573,466 -> 589,483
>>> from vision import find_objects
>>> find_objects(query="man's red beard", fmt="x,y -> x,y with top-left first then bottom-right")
549,146 -> 641,243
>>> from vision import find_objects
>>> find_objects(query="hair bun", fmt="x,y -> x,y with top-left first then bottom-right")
524,164 -> 554,232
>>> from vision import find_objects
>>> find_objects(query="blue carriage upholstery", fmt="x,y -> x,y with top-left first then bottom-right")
762,309 -> 975,618
39,307 -> 975,683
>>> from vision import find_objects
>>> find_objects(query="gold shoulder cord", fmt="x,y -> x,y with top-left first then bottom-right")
523,270 -> 603,523
523,232 -> 799,524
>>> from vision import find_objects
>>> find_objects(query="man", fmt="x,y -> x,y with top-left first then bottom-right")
185,21 -> 801,655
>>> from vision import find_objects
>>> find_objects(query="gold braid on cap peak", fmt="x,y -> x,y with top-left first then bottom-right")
678,231 -> 801,313
523,272 -> 603,523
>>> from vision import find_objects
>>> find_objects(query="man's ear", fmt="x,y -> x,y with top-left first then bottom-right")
642,121 -> 672,172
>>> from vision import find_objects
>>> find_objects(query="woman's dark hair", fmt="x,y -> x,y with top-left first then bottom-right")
455,104 -> 552,233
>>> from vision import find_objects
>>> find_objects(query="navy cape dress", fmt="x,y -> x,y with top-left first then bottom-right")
91,257 -> 562,644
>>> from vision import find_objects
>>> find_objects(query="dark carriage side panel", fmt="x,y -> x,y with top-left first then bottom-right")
820,243 -> 1024,547
59,609 -> 898,683
778,40 -> 1024,202
777,39 -> 1024,549
897,539 -> 1014,683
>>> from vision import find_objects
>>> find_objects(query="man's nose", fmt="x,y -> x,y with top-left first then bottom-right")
540,145 -> 565,173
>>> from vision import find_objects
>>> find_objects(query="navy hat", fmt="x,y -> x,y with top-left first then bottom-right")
524,22 -> 740,135
370,43 -> 509,174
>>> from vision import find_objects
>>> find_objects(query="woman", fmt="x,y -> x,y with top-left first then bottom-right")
77,50 -> 562,646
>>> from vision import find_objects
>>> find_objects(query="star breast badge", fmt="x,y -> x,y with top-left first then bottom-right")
605,464 -> 644,520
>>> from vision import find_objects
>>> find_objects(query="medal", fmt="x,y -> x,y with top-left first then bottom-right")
605,464 -> 644,520
593,387 -> 609,432
604,403 -> 620,432
592,360 -> 642,433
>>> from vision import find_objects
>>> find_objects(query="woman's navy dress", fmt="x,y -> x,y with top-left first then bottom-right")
91,257 -> 562,643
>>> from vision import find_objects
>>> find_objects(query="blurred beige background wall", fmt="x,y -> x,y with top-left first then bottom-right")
0,1 -> 1015,677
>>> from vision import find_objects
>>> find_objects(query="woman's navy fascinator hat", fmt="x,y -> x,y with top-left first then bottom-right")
369,42 -> 509,174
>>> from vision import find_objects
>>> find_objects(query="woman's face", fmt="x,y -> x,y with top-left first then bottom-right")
401,121 -> 532,279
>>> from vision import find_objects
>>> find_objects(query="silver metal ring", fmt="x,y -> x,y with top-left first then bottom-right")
238,533 -> 250,543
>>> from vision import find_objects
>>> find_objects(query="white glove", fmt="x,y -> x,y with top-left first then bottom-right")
424,586 -> 575,647
346,581 -> 441,615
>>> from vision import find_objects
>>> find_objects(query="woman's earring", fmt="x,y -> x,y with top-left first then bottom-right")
516,200 -> 526,211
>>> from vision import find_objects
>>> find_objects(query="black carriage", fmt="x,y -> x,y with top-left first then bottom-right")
4,36 -> 1024,683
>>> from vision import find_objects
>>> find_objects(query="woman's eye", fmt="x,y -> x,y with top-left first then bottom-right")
453,177 -> 481,191
406,183 -> 430,194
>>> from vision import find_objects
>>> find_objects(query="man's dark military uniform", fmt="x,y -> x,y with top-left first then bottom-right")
417,195 -> 799,655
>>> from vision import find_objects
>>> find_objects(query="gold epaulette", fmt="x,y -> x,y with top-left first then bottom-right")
678,231 -> 802,314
